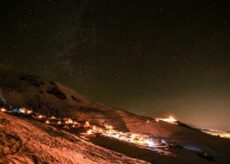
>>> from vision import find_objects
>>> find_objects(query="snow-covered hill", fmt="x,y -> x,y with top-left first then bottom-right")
0,71 -> 230,163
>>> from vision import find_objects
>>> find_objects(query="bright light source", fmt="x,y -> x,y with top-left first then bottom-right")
19,108 -> 26,113
27,110 -> 33,114
83,122 -> 169,154
155,116 -> 178,125
0,108 -> 6,112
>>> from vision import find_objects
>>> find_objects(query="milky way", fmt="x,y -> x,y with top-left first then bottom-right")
0,1 -> 230,129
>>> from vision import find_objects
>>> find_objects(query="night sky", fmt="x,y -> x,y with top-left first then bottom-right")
0,1 -> 230,129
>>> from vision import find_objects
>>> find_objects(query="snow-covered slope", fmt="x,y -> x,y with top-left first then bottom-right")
0,112 -> 146,163
0,72 -> 230,163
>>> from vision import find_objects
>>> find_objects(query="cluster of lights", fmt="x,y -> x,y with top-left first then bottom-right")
85,122 -> 169,154
2,105 -> 218,159
0,106 -> 81,129
0,105 -> 170,154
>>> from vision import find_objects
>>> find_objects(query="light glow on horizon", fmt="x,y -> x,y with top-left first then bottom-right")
201,129 -> 230,139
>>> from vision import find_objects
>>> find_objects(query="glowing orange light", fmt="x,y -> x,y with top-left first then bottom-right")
87,129 -> 93,135
155,116 -> 178,125
202,129 -> 230,139
82,122 -> 169,154
0,105 -> 171,154
64,118 -> 73,124
37,114 -> 45,119
50,116 -> 56,119
84,121 -> 90,128
26,110 -> 33,114
0,108 -> 6,112
19,108 -> 26,113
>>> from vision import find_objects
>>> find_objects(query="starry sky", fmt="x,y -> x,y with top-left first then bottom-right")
0,0 -> 230,129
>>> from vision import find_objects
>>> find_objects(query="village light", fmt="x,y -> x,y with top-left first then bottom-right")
155,116 -> 178,125
0,107 -> 6,112
82,121 -> 169,154
87,129 -> 93,135
84,121 -> 90,128
19,108 -> 26,113
0,103 -> 171,154
50,116 -> 56,119
27,110 -> 33,114
66,118 -> 73,124
38,115 -> 43,118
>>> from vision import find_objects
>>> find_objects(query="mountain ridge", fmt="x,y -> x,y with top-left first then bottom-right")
0,72 -> 230,163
